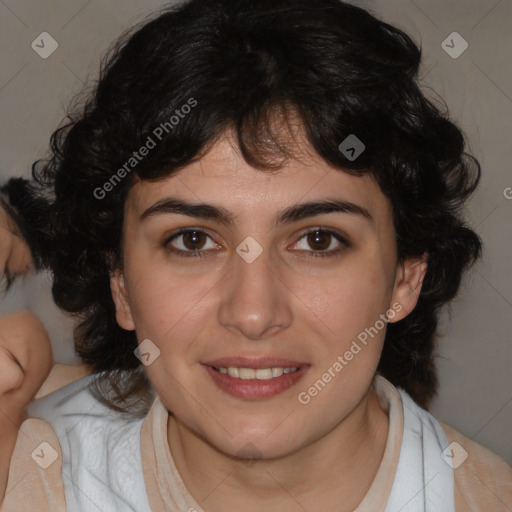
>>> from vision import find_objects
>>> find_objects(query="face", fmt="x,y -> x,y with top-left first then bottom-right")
111,128 -> 427,460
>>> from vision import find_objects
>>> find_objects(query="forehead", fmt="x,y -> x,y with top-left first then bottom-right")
127,130 -> 391,224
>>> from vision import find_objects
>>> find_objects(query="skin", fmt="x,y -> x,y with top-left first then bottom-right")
0,206 -> 31,275
111,128 -> 427,512
0,218 -> 52,503
0,311 -> 53,504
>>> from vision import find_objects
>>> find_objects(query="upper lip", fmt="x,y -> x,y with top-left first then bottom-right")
203,357 -> 308,369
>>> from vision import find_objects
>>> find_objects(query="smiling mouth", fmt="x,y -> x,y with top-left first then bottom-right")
210,366 -> 300,380
203,363 -> 309,400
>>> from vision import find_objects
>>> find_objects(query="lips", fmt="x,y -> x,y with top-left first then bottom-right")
201,356 -> 310,399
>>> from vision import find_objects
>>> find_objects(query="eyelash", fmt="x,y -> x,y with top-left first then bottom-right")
163,227 -> 349,259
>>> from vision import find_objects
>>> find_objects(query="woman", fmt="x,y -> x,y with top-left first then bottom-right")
0,0 -> 510,510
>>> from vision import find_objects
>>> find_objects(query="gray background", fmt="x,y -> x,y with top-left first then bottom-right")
0,0 -> 510,465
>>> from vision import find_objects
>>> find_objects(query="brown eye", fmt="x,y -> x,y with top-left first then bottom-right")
291,228 -> 349,258
181,230 -> 207,250
164,228 -> 219,258
306,230 -> 332,251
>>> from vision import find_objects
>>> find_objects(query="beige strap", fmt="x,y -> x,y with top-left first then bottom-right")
1,418 -> 66,511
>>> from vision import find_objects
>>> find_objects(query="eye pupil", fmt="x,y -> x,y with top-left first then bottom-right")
308,230 -> 330,250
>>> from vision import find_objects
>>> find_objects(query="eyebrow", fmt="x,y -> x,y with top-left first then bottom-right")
139,197 -> 373,227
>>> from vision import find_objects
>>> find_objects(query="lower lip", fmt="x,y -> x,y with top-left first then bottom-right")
202,364 -> 309,400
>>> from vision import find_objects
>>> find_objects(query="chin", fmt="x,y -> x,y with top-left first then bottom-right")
220,437 -> 300,462
217,423 -> 306,461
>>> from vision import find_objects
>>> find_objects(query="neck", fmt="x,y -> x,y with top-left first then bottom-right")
167,385 -> 389,512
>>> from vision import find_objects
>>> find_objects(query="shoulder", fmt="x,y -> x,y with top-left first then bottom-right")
441,422 -> 512,511
10,367 -> 151,510
26,367 -> 146,454
2,417 -> 65,511
386,379 -> 511,510
2,363 -> 92,510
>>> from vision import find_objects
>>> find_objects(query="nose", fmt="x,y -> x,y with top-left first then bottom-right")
217,245 -> 293,340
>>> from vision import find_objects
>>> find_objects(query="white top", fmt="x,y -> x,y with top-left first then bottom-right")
26,373 -> 455,512
28,374 -> 151,512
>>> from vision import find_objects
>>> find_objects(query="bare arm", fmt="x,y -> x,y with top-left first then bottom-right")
0,311 -> 53,504
0,198 -> 52,503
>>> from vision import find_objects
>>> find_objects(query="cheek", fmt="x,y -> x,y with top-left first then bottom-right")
124,261 -> 220,365
298,262 -> 391,337
125,253 -> 204,324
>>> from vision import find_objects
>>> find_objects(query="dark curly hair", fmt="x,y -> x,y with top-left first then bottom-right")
2,0 -> 482,412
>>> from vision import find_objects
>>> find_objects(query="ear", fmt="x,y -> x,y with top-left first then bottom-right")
388,253 -> 428,323
110,270 -> 135,331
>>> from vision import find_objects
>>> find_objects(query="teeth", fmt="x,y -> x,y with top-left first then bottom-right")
216,366 -> 299,380
239,368 -> 255,379
256,368 -> 273,379
271,367 -> 282,377
227,367 -> 239,378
